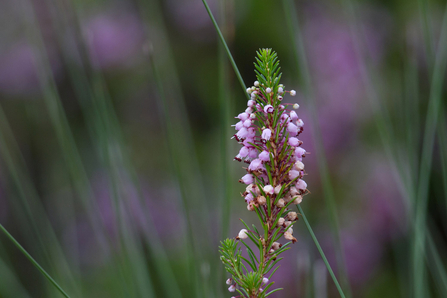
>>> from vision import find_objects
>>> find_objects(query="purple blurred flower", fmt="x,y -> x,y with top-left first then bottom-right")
302,5 -> 389,154
0,43 -> 40,95
84,11 -> 145,69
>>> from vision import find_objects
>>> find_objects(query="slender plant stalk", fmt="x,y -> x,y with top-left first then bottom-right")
0,224 -> 71,298
201,0 -> 249,100
297,205 -> 346,298
411,3 -> 447,296
281,0 -> 352,296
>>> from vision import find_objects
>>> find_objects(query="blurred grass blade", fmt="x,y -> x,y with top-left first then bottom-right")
297,205 -> 346,298
217,0 -> 233,295
282,0 -> 352,296
412,3 -> 447,296
201,0 -> 249,99
0,224 -> 71,298
149,48 -> 201,298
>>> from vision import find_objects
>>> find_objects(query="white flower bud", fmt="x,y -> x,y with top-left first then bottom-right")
246,184 -> 254,193
258,196 -> 266,205
254,81 -> 260,87
290,186 -> 299,196
278,87 -> 284,94
245,107 -> 253,113
226,278 -> 232,285
238,229 -> 248,239
297,119 -> 304,127
287,211 -> 298,221
285,221 -> 292,227
292,195 -> 303,204
262,277 -> 269,284
278,95 -> 283,101
246,88 -> 252,94
266,87 -> 272,93
228,285 -> 236,292
294,161 -> 305,171
251,92 -> 257,99
290,90 -> 296,96
263,185 -> 274,195
274,185 -> 282,194
247,203 -> 255,211
293,103 -> 299,109
250,113 -> 256,119
272,242 -> 281,250
276,199 -> 285,208
284,232 -> 296,242
286,226 -> 293,234
277,217 -> 285,227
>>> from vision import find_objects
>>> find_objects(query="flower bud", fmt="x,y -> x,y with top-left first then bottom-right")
228,285 -> 236,292
254,81 -> 260,87
266,87 -> 272,93
289,186 -> 299,196
296,179 -> 307,191
297,119 -> 304,127
285,226 -> 293,234
244,193 -> 254,203
274,185 -> 282,194
289,170 -> 300,180
290,90 -> 296,96
238,229 -> 248,239
288,137 -> 299,147
278,87 -> 284,94
262,277 -> 269,284
258,196 -> 266,205
250,113 -> 256,119
263,105 -> 274,113
290,111 -> 298,121
272,242 -> 281,250
284,221 -> 292,227
278,95 -> 283,101
277,217 -> 285,226
276,199 -> 285,208
263,185 -> 274,195
292,195 -> 303,204
246,88 -> 252,94
287,212 -> 298,221
247,99 -> 255,107
240,174 -> 254,185
284,232 -> 297,243
294,161 -> 305,171
259,150 -> 270,162
293,103 -> 299,109
248,159 -> 263,171
247,203 -> 255,211
261,128 -> 272,141
226,278 -> 232,285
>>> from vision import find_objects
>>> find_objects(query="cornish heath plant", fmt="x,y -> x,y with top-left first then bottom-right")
219,49 -> 308,298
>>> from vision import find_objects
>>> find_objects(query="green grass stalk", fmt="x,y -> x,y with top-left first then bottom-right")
0,224 -> 71,298
282,0 -> 352,296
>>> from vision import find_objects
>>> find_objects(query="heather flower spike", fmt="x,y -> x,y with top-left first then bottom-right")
219,49 -> 309,297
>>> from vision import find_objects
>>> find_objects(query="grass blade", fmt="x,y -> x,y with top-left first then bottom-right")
296,205 -> 346,298
0,224 -> 71,298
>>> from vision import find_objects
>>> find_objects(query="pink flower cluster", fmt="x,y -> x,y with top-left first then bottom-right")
233,80 -> 308,241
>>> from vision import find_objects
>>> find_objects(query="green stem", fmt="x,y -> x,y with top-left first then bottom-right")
296,206 -> 346,298
0,224 -> 71,298
201,0 -> 249,99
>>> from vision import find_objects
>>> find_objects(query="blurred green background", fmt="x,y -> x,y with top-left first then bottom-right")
1,0 -> 447,297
